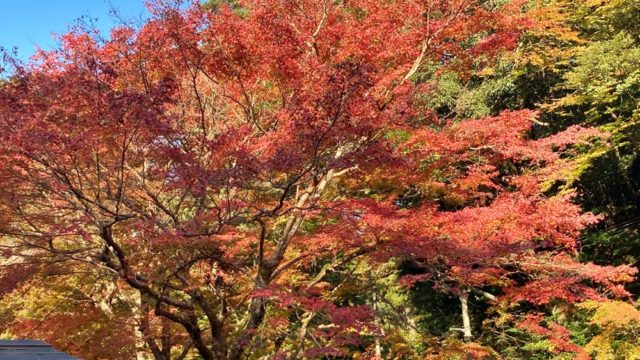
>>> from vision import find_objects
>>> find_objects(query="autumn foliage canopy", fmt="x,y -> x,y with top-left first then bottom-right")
0,0 -> 637,359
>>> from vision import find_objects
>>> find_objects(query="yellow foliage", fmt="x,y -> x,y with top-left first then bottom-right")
579,301 -> 640,360
579,301 -> 640,327
585,334 -> 640,360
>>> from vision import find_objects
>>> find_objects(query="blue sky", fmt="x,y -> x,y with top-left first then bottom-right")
0,0 -> 150,61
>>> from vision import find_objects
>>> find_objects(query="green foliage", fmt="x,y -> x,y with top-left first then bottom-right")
568,0 -> 640,40
553,33 -> 640,124
201,0 -> 248,17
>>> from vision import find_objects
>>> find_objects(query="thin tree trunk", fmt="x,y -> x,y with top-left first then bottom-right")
372,290 -> 384,358
134,291 -> 152,360
460,291 -> 472,342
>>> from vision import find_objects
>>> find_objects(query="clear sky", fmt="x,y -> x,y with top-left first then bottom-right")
0,0 -> 150,61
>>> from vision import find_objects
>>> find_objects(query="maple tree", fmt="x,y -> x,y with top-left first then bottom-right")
0,0 -> 638,359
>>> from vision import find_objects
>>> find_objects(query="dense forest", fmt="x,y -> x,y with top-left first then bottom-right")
1,0 -> 639,358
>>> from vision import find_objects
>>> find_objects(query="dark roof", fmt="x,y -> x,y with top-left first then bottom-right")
0,340 -> 76,359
